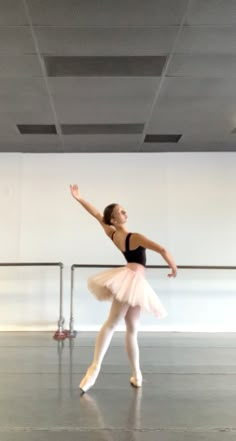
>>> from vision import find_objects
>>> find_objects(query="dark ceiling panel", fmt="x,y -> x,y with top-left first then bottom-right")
44,56 -> 167,77
17,124 -> 57,135
144,134 -> 182,143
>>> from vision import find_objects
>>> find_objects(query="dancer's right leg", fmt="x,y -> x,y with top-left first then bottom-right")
80,298 -> 129,393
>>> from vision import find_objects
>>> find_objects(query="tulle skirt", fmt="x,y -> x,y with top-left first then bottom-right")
87,262 -> 167,318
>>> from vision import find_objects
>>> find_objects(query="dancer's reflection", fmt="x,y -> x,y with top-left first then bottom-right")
79,387 -> 142,441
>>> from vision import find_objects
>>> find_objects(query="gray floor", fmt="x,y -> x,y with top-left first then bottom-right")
0,332 -> 236,440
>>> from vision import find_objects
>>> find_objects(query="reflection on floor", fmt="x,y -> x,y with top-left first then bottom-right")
0,332 -> 236,440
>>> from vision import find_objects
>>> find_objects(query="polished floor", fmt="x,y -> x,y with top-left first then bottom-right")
0,332 -> 236,440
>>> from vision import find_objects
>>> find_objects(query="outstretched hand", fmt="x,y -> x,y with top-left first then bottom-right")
167,268 -> 177,278
70,184 -> 81,201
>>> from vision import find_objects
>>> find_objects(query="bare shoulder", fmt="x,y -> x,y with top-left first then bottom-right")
131,233 -> 165,252
131,233 -> 151,247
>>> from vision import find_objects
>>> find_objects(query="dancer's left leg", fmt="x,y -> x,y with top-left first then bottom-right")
125,305 -> 142,387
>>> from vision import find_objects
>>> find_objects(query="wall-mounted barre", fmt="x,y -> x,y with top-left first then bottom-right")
68,264 -> 236,338
0,262 -> 66,340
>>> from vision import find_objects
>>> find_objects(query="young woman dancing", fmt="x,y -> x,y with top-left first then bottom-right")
70,184 -> 177,393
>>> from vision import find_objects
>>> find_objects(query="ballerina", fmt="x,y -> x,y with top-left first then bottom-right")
70,184 -> 177,393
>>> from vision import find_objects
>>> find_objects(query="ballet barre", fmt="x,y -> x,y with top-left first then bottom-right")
0,262 -> 66,340
68,264 -> 236,338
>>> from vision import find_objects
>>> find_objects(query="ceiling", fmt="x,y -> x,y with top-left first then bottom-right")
0,0 -> 236,153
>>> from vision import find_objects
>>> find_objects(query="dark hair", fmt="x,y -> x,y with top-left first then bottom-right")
103,203 -> 118,225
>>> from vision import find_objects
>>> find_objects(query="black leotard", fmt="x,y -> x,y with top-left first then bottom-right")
112,232 -> 146,267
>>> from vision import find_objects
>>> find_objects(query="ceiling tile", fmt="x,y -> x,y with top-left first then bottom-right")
186,0 -> 236,25
0,78 -> 48,96
28,0 -> 188,26
35,27 -> 178,55
48,77 -> 159,98
0,28 -> 35,55
0,56 -> 42,78
176,26 -> 236,54
0,135 -> 61,145
0,95 -> 52,113
53,96 -> 153,124
0,144 -> 63,153
62,134 -> 141,152
140,142 -> 236,152
0,112 -> 56,124
0,0 -> 28,25
167,54 -> 236,77
158,77 -> 236,98
61,123 -> 144,135
63,144 -> 140,153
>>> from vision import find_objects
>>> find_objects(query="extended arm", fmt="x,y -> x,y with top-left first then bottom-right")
133,233 -> 177,278
70,184 -> 114,237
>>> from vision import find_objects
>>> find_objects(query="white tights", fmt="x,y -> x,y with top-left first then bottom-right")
90,298 -> 141,378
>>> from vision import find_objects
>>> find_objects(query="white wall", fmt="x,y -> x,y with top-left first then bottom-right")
0,152 -> 236,331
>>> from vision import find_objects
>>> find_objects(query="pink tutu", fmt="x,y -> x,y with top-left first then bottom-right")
87,262 -> 167,318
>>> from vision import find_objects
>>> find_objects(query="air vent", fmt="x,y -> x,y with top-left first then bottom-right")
44,56 -> 167,77
144,134 -> 182,143
17,124 -> 57,134
61,123 -> 144,135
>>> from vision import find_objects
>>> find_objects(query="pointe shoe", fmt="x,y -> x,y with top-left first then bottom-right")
79,366 -> 100,393
130,375 -> 142,388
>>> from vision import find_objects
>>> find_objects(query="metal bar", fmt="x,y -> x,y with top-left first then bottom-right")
0,262 -> 62,266
68,266 -> 77,338
0,262 -> 65,339
54,264 -> 67,340
70,263 -> 236,338
72,264 -> 236,270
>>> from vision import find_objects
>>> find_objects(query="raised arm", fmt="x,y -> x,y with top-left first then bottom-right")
70,184 -> 114,237
132,233 -> 177,278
